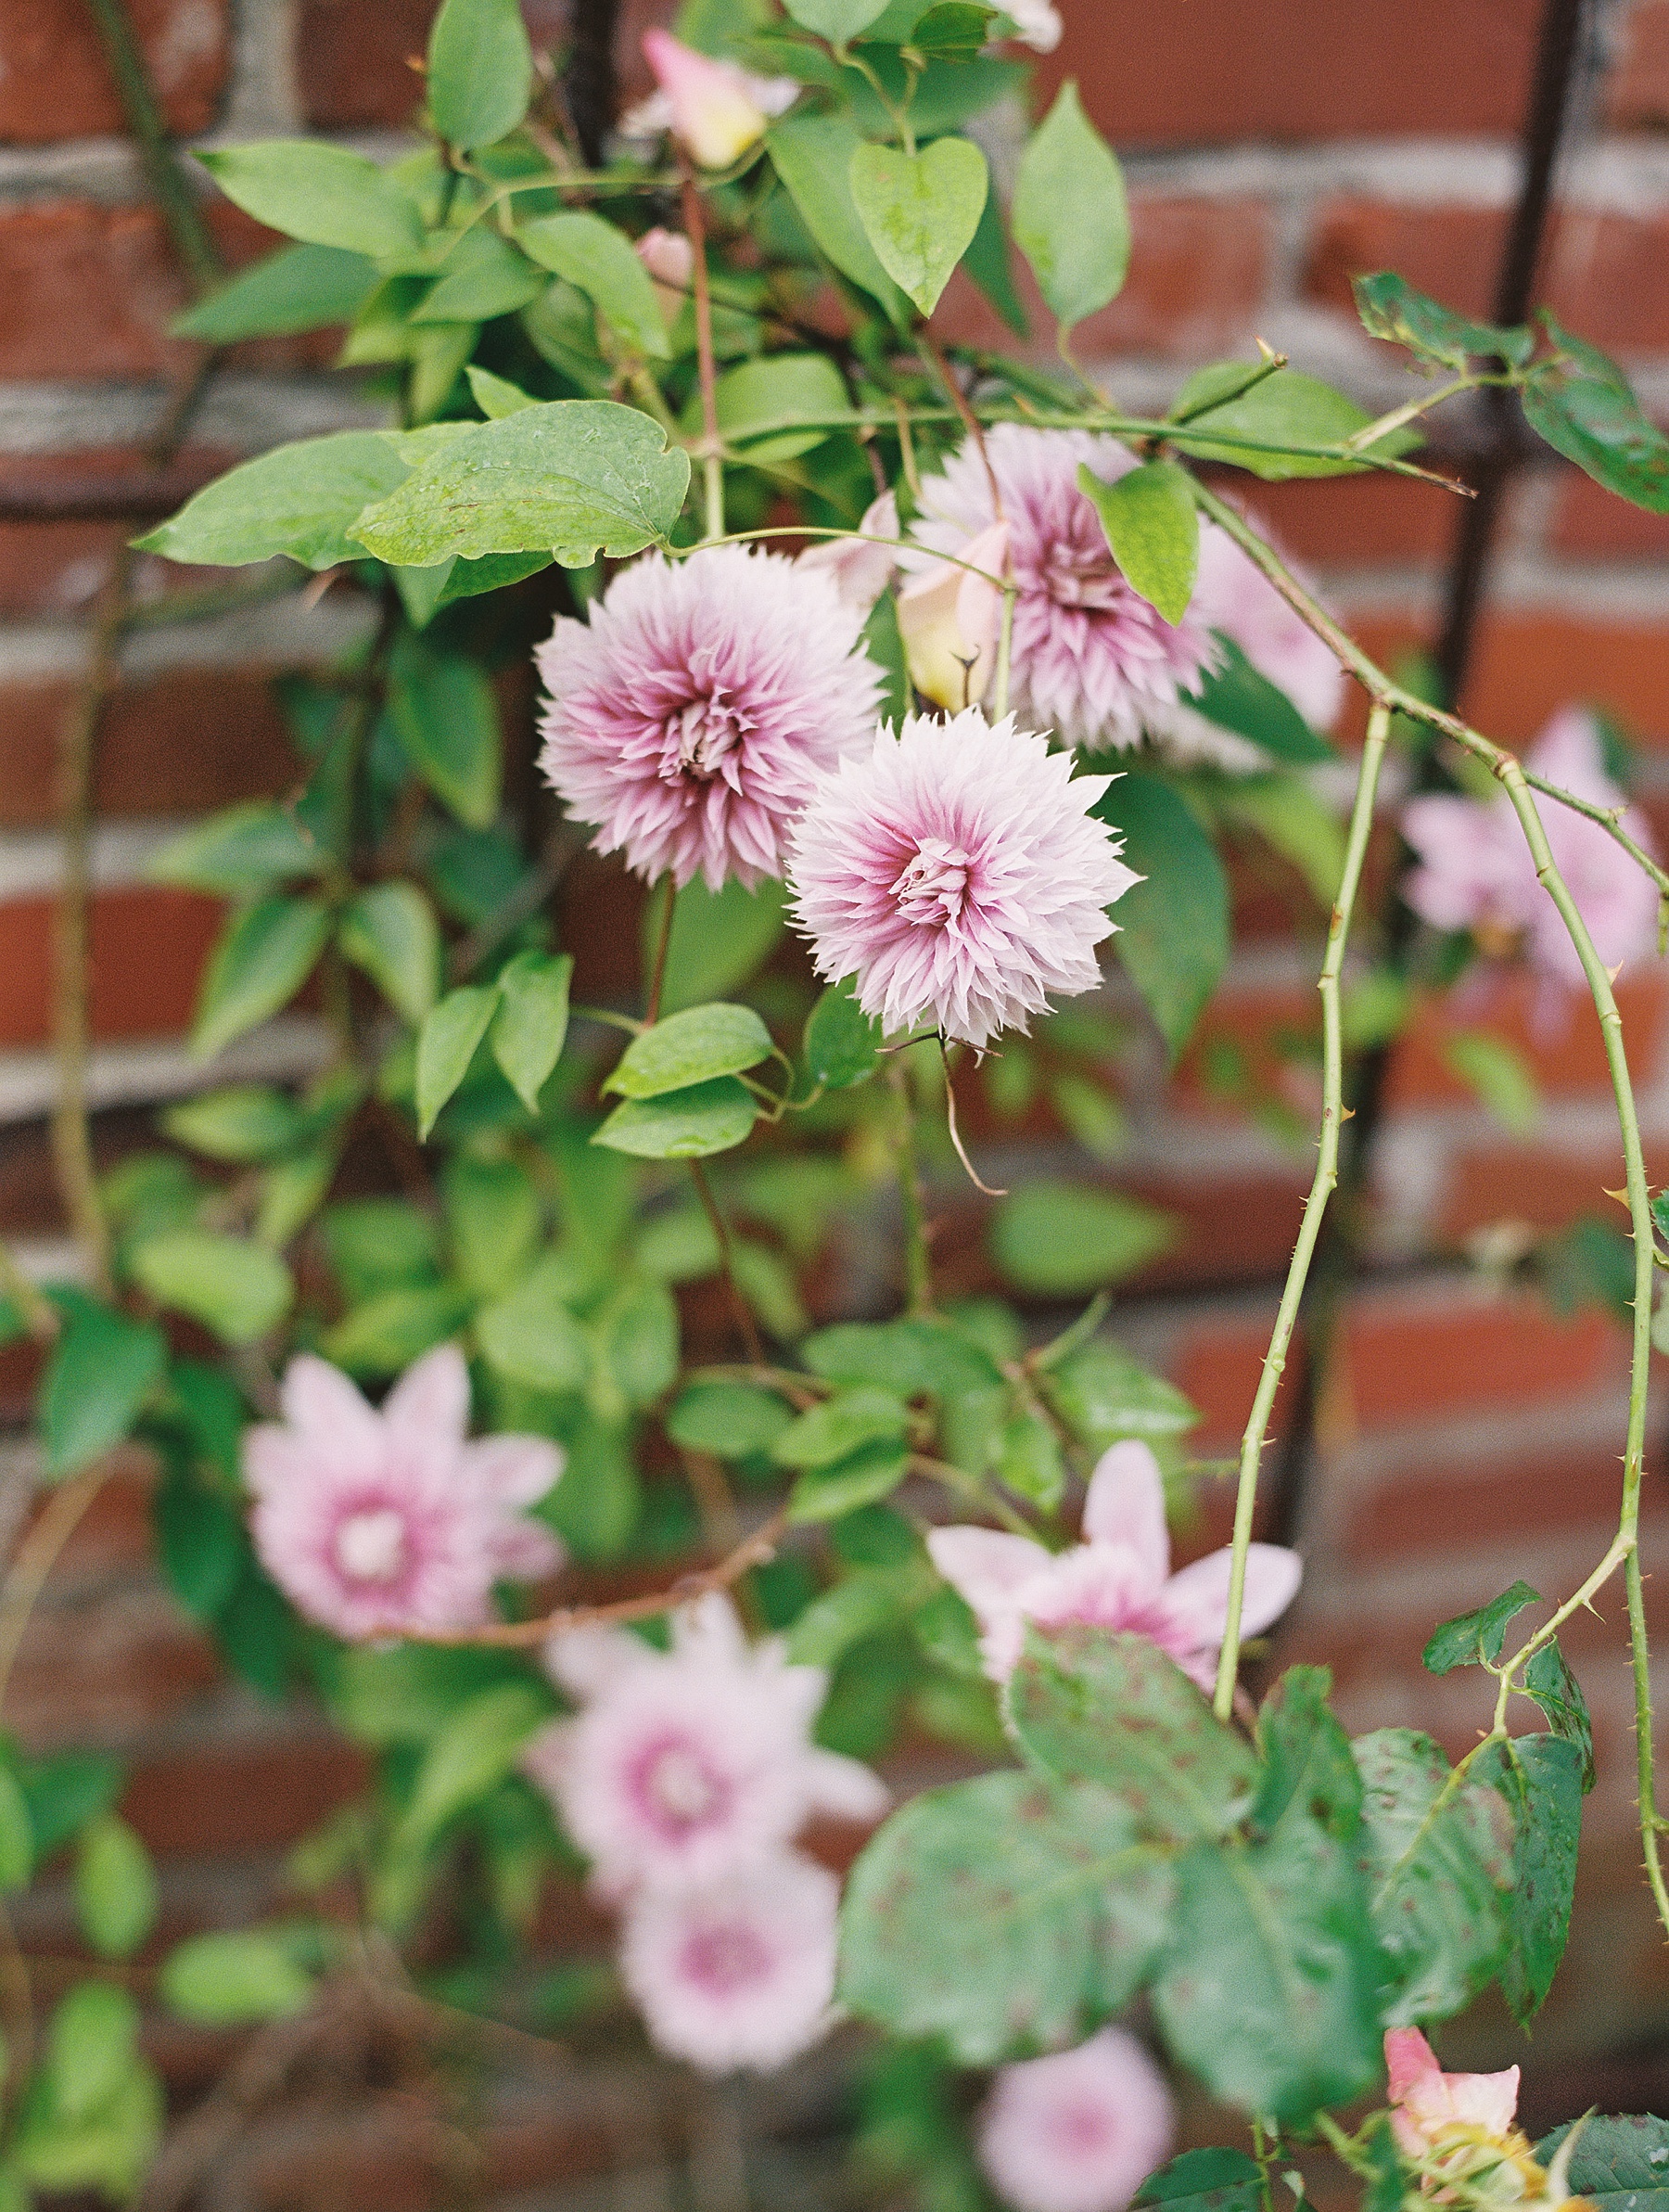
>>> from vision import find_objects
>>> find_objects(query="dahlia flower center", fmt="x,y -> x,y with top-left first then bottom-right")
334,1506 -> 409,1585
629,1733 -> 732,1837
892,837 -> 975,928
662,689 -> 747,784
679,1920 -> 773,1995
1040,531 -> 1125,612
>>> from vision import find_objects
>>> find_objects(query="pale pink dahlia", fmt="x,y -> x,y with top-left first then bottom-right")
928,1438 -> 1301,1688
618,1850 -> 839,2074
899,427 -> 1218,751
1402,708 -> 1661,992
786,709 -> 1139,1051
244,1347 -> 564,1641
523,1592 -> 887,1895
536,546 -> 885,891
978,2029 -> 1176,2212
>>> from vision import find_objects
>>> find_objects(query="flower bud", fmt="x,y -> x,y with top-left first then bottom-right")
796,491 -> 900,612
896,518 -> 1009,712
635,226 -> 695,329
637,30 -> 796,171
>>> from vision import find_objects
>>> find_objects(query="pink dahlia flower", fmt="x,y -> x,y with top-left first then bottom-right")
624,31 -> 798,170
244,1347 -> 564,1641
524,1592 -> 887,1895
1188,524 -> 1345,734
977,2029 -> 1176,2212
927,1438 -> 1302,1688
797,490 -> 901,612
536,545 -> 885,892
786,709 -> 1140,1051
1402,708 -> 1661,992
619,1849 -> 839,2074
1385,2029 -> 1520,2160
899,427 -> 1218,750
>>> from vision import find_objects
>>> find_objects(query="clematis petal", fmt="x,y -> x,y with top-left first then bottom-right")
927,1525 -> 1052,1621
802,1746 -> 892,1823
383,1341 -> 470,1441
279,1353 -> 381,1459
1154,1542 -> 1302,1649
1080,1439 -> 1170,1583
465,1433 -> 565,1510
1384,2027 -> 1443,2105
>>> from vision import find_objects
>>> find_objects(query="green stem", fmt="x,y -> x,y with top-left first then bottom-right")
682,173 -> 725,543
1214,702 -> 1391,1721
890,1063 -> 933,1314
689,1162 -> 765,1370
79,0 -> 222,295
644,874 -> 677,1027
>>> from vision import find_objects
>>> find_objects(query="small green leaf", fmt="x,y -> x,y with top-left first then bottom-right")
154,1470 -> 247,1619
427,0 -> 533,149
1041,1340 -> 1197,1450
75,1815 -> 159,1960
323,1285 -> 473,1376
128,1230 -> 294,1346
1483,1733 -> 1583,2019
996,1412 -> 1064,1508
787,1437 -> 911,1521
388,633 -> 502,830
40,1297 -> 167,1478
412,231 -> 543,323
171,241 -> 378,342
191,895 -> 331,1059
416,985 -> 500,1137
848,136 -> 988,317
466,364 -> 538,417
991,1179 -> 1175,1297
1134,2152 -> 1265,2212
1077,459 -> 1198,624
1423,1580 -> 1541,1675
804,1316 -> 1000,1398
1013,82 -> 1129,329
772,1387 -> 911,1469
159,1930 -> 315,2025
518,211 -> 670,358
906,4 -> 997,59
607,1003 -> 774,1099
1523,1640 -> 1594,1788
196,141 -> 425,258
491,951 -> 573,1112
1169,365 -> 1421,480
338,881 -> 440,1026
596,1279 -> 681,1410
0,1767 -> 32,1893
768,116 -> 911,318
1444,1028 -> 1541,1135
1094,771 -> 1229,1062
656,876 -> 785,1014
442,1156 -> 541,1298
476,1253 -> 591,1393
135,431 -> 409,570
1352,270 -> 1532,372
1187,634 -> 1334,763
592,1077 -> 758,1159
161,1085 -> 303,1163
148,801 -> 324,894
45,1982 -> 141,2123
667,1382 -> 795,1457
395,1681 -> 551,1855
804,978 -> 883,1091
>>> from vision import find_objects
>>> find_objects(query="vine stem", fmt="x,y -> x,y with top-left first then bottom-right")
889,1062 -> 933,1314
682,173 -> 725,543
689,1161 -> 766,1369
1213,703 -> 1391,1720
0,1467 -> 109,1715
644,872 -> 677,1026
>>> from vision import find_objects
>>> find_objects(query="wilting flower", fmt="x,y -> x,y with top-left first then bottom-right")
797,490 -> 901,612
899,427 -> 1218,751
1187,524 -> 1345,733
996,0 -> 1064,52
928,1438 -> 1302,1687
619,1850 -> 840,2073
897,518 -> 1010,711
635,225 -> 694,326
787,709 -> 1140,1052
979,2030 -> 1175,2212
244,1347 -> 564,1641
624,30 -> 798,169
1383,2029 -> 1586,2210
1402,709 -> 1661,993
1386,2029 -> 1521,2161
536,544 -> 885,892
524,1593 -> 887,1895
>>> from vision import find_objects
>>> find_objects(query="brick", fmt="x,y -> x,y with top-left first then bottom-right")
0,886 -> 223,1047
1548,467 -> 1669,561
1436,1136 -> 1669,1242
0,448 -> 239,620
1038,0 -> 1545,147
1344,610 -> 1669,748
295,0 -> 582,128
6,1592 -> 222,1746
1342,1438 -> 1630,1559
1341,1285 -> 1624,1427
1385,971 -> 1669,1108
1305,203 -> 1506,326
1170,1310 -> 1301,1452
934,196 -> 1273,362
1612,0 -> 1669,125
1548,206 -> 1669,354
1226,476 -> 1458,570
121,1734 -> 372,1855
0,0 -> 229,145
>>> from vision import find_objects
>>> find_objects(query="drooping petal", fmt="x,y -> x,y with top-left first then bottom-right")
1154,1542 -> 1303,1650
1384,2027 -> 1443,2106
897,519 -> 1008,712
382,1341 -> 471,1442
926,1525 -> 1052,1620
1080,1440 -> 1170,1584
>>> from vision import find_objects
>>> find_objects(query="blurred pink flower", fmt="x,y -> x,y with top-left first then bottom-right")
635,226 -> 694,326
787,708 -> 1139,1050
536,545 -> 885,891
797,490 -> 901,613
244,1347 -> 563,1641
899,428 -> 1217,750
999,0 -> 1064,51
978,2029 -> 1176,2212
524,1593 -> 886,1895
896,518 -> 1010,711
928,1438 -> 1301,1687
625,31 -> 797,169
1188,524 -> 1345,733
1402,709 -> 1661,992
619,1850 -> 839,2073
1385,2029 -> 1520,2159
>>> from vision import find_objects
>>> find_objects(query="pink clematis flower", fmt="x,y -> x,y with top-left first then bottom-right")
978,2029 -> 1177,2212
896,518 -> 1010,711
787,708 -> 1140,1052
927,1438 -> 1302,1688
244,1347 -> 564,1642
626,31 -> 798,170
797,490 -> 902,613
1402,709 -> 1661,995
523,1593 -> 887,1896
619,1849 -> 840,2074
1385,2029 -> 1520,2160
535,544 -> 885,892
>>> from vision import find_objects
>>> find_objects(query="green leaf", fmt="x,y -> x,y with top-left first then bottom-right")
491,951 -> 573,1112
427,0 -> 533,149
991,1179 -> 1175,1297
412,231 -> 543,323
40,1298 -> 167,1478
135,430 -> 409,570
788,1438 -> 911,1521
153,1470 -> 246,1620
848,137 -> 988,317
772,1387 -> 911,1468
1252,1666 -> 1362,1843
596,1279 -> 681,1410
351,399 -> 692,566
1042,1341 -> 1197,1450
322,1285 -> 473,1376
75,1815 -> 159,1960
1422,1580 -> 1541,1675
196,141 -> 425,257
788,1563 -> 927,1668
476,1253 -> 591,1393
159,1929 -> 315,2025
907,4 -> 997,59
518,211 -> 670,358
162,1085 -> 304,1162
1153,1812 -> 1382,2122
20,1754 -> 121,1861
1095,770 -> 1229,1062
1443,1028 -> 1541,1135
1008,1629 -> 1257,1842
128,1230 -> 294,1346
148,800 -> 325,894
544,1412 -> 641,1561
339,881 -> 440,1026
388,633 -> 502,829
700,352 -> 852,465
1483,1733 -> 1583,2020
171,241 -> 377,341
997,1412 -> 1064,1508
805,978 -> 883,1091
1535,2115 -> 1669,2206
394,1681 -> 550,1855
1169,366 -> 1421,480
466,364 -> 538,418
768,116 -> 911,318
667,1382 -> 794,1456
442,1156 -> 541,1298
0,1767 -> 32,1893
839,1769 -> 1173,2062
1078,459 -> 1198,624
656,876 -> 785,1013
1134,2151 -> 1265,2212
416,985 -> 500,1137
784,0 -> 892,36
1522,1640 -> 1595,1787
191,895 -> 331,1058
1187,634 -> 1334,763
1013,82 -> 1129,329
45,1981 -> 141,2124
1352,270 -> 1532,372
607,1004 -> 774,1099
1353,1727 -> 1514,2025
1216,775 -> 1346,907
592,1077 -> 758,1159
803,1316 -> 1000,1398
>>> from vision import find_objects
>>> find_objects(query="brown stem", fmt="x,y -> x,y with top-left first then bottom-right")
79,0 -> 223,295
689,1161 -> 766,1368
0,1467 -> 110,1716
918,329 -> 1003,520
682,172 -> 725,540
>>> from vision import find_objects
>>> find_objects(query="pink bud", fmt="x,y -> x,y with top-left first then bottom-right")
640,30 -> 795,170
635,226 -> 695,327
896,518 -> 1009,711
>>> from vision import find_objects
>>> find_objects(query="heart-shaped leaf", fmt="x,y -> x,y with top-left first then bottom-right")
848,137 -> 988,317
